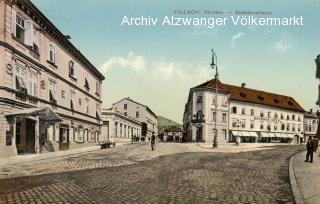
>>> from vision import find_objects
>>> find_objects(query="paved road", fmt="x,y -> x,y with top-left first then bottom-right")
0,144 -> 304,204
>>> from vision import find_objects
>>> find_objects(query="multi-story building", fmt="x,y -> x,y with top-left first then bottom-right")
0,0 -> 105,157
112,97 -> 158,139
183,78 -> 305,144
101,109 -> 142,144
304,109 -> 319,142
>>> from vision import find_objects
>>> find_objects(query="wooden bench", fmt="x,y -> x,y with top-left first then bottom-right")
100,142 -> 116,149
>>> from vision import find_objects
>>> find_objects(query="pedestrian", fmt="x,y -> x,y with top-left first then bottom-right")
151,132 -> 156,151
305,136 -> 315,163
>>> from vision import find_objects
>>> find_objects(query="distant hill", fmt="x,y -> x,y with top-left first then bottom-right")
157,116 -> 182,133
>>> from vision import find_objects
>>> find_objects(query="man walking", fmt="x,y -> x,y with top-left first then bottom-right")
305,136 -> 315,163
151,132 -> 156,151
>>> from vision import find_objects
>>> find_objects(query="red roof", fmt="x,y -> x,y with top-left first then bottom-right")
195,78 -> 305,112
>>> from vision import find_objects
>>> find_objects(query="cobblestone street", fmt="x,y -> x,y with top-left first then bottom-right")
0,144 -> 304,204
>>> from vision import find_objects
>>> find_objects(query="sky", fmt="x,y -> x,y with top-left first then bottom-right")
33,0 -> 320,123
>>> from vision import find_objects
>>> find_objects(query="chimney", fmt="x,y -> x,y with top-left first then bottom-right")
241,83 -> 246,88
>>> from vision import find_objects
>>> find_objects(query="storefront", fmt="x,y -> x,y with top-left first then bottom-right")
5,107 -> 62,155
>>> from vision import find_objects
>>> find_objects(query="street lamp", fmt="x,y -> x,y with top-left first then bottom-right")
211,49 -> 219,148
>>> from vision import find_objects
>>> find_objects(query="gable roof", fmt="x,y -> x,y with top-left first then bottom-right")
195,78 -> 305,112
112,97 -> 158,118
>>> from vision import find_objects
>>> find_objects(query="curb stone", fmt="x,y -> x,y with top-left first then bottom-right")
289,151 -> 306,204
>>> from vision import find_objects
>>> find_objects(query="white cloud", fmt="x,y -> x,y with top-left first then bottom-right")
100,51 -> 146,73
274,40 -> 288,52
231,32 -> 244,48
154,62 -> 186,80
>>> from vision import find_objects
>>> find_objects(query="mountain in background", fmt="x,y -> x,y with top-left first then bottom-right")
157,115 -> 182,133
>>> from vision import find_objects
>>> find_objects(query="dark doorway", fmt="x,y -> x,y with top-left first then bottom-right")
26,119 -> 35,153
196,127 -> 203,142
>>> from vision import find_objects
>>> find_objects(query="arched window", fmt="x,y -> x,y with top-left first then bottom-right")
196,110 -> 203,120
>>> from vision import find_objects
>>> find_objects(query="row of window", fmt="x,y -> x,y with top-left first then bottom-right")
122,104 -> 140,118
114,122 -> 140,138
232,119 -> 302,132
231,106 -> 302,121
304,119 -> 318,125
305,125 -> 317,133
12,10 -> 101,96
15,64 -> 100,116
196,96 -> 228,106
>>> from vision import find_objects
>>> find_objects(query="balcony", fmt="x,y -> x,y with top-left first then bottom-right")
191,119 -> 205,124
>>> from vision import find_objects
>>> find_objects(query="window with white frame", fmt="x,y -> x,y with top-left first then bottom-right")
96,103 -> 100,118
49,80 -> 57,103
96,81 -> 100,95
232,106 -> 237,114
48,42 -> 56,63
267,111 -> 271,118
85,98 -> 89,114
12,11 -> 25,42
28,71 -> 37,96
222,113 -> 227,123
241,119 -> 246,128
15,65 -> 27,93
212,112 -> 216,122
69,61 -> 76,79
250,120 -> 254,129
242,108 -> 246,115
70,90 -> 75,110
250,109 -> 254,116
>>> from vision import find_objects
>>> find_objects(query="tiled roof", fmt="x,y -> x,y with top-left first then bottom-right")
195,78 -> 305,112
164,127 -> 183,132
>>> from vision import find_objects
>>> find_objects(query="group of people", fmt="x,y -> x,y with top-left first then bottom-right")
305,136 -> 319,163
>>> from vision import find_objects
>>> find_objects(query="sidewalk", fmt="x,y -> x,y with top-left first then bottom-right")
0,145 -> 101,167
290,151 -> 320,204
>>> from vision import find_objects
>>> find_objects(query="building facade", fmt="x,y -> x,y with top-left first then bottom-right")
183,78 -> 305,144
101,109 -> 142,144
163,127 -> 183,142
112,97 -> 158,140
304,109 -> 319,142
0,0 -> 105,157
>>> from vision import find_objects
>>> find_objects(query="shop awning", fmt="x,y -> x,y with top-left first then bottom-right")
6,107 -> 62,123
249,132 -> 258,137
287,134 -> 294,138
240,131 -> 250,137
231,131 -> 241,136
274,133 -> 281,138
279,133 -> 287,138
261,132 -> 275,137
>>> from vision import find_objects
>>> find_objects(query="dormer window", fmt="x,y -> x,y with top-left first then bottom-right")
258,95 -> 264,101
274,99 -> 279,103
240,92 -> 246,97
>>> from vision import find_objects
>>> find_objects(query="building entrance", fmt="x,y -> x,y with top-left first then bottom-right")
196,127 -> 203,142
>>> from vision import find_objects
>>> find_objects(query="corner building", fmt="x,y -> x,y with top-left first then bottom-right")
0,0 -> 105,157
183,78 -> 305,144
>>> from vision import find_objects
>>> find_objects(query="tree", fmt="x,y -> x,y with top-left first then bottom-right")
141,122 -> 147,137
